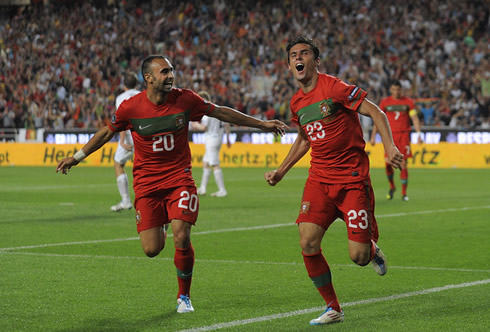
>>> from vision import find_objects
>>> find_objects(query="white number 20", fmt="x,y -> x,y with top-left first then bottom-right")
152,134 -> 175,152
347,209 -> 369,229
178,190 -> 198,212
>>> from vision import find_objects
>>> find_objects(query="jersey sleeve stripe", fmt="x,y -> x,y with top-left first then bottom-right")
108,122 -> 124,132
348,89 -> 366,110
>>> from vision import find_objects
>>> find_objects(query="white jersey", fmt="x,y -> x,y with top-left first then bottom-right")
201,115 -> 225,139
115,89 -> 140,146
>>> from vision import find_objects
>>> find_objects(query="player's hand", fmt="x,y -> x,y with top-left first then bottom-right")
262,120 -> 288,136
56,157 -> 79,175
264,170 -> 283,186
226,141 -> 232,148
385,145 -> 403,170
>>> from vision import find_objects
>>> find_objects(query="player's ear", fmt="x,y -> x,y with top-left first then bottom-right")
144,73 -> 152,84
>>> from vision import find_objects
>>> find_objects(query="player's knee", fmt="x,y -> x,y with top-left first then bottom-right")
299,238 -> 320,253
350,251 -> 370,266
142,245 -> 162,258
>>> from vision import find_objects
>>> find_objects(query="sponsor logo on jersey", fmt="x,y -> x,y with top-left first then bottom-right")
300,201 -> 310,214
175,114 -> 186,129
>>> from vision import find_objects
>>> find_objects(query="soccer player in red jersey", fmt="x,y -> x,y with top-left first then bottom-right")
57,55 -> 287,313
264,36 -> 403,325
370,80 -> 423,201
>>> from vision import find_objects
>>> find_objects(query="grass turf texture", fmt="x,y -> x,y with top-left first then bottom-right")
0,166 -> 489,331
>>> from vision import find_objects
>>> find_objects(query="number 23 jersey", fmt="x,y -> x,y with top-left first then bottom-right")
109,88 -> 215,197
290,73 -> 369,184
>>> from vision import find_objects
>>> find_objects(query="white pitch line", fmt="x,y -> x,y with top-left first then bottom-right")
177,279 -> 490,332
0,205 -> 488,251
0,237 -> 139,251
0,224 -> 291,251
2,251 -> 490,274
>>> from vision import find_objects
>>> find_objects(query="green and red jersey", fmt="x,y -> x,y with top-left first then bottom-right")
290,73 -> 369,183
108,88 -> 214,198
379,96 -> 416,133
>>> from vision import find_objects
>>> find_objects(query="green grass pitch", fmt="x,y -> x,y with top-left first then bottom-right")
1,166 -> 489,331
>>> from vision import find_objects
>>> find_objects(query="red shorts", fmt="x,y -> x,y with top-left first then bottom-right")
134,186 -> 199,233
389,132 -> 412,159
296,178 -> 379,243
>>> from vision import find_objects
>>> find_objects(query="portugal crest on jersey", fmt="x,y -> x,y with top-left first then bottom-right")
175,114 -> 186,129
300,201 -> 310,214
320,101 -> 331,117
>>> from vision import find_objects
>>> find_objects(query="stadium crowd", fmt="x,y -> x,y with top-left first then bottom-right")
0,0 -> 489,133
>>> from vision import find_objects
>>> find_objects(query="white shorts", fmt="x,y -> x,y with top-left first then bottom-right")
114,144 -> 133,164
203,136 -> 222,166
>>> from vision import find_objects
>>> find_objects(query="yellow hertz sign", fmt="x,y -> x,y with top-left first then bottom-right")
0,142 -> 489,168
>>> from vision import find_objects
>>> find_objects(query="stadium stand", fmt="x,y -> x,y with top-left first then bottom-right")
0,0 -> 488,133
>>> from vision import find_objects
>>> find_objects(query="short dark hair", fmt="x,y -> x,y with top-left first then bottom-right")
286,36 -> 320,63
390,80 -> 402,87
124,72 -> 138,89
141,55 -> 167,82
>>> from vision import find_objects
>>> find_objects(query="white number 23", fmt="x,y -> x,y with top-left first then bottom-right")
347,209 -> 369,229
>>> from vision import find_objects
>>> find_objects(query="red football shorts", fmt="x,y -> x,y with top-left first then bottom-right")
296,178 -> 379,244
388,132 -> 412,159
134,186 -> 199,233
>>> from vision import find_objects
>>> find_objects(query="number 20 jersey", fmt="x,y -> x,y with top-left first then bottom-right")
290,73 -> 369,184
108,88 -> 214,198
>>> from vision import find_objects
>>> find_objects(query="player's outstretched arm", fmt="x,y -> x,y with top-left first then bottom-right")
358,99 -> 403,169
265,126 -> 310,186
369,124 -> 377,146
210,106 -> 288,136
56,126 -> 116,175
409,109 -> 423,144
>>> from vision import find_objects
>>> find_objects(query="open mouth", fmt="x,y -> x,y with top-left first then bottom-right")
296,63 -> 305,72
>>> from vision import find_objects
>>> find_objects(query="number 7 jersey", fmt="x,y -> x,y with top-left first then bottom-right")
109,88 -> 214,198
290,73 -> 369,184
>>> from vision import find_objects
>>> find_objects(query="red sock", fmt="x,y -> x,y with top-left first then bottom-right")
302,250 -> 341,312
400,168 -> 408,195
174,245 -> 195,298
385,164 -> 395,189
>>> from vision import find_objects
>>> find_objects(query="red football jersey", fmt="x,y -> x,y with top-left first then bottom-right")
108,88 -> 215,198
290,73 -> 369,183
379,96 -> 416,133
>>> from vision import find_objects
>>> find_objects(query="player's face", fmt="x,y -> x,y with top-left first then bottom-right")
146,58 -> 175,93
390,85 -> 402,99
288,43 -> 319,82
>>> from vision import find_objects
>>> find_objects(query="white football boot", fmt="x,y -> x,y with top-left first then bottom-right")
176,295 -> 194,313
210,190 -> 227,197
309,307 -> 344,325
110,201 -> 132,212
371,243 -> 388,276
